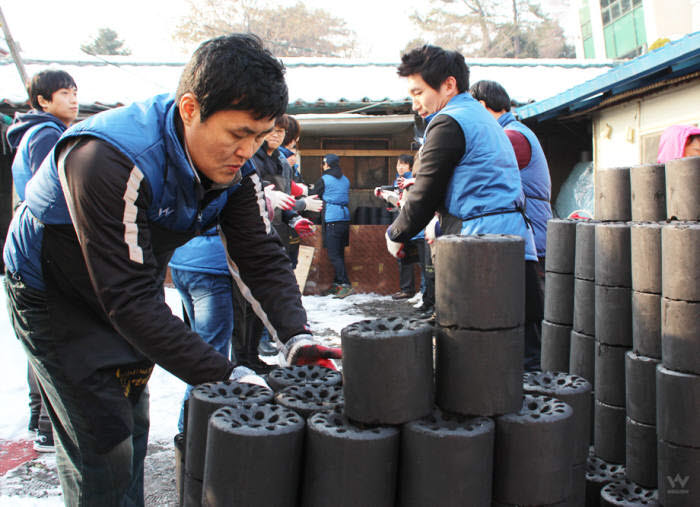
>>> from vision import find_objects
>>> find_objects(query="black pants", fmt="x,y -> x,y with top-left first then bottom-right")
418,239 -> 435,307
524,259 -> 545,371
325,221 -> 350,285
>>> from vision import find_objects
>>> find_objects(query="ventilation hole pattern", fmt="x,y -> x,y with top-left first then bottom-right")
308,407 -> 398,438
412,409 -> 494,435
192,380 -> 272,404
211,403 -> 303,433
586,455 -> 627,481
268,365 -> 341,388
601,479 -> 659,504
274,384 -> 344,411
522,371 -> 590,393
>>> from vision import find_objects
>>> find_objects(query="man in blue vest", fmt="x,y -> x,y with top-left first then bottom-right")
385,45 -> 543,370
470,80 -> 551,370
312,154 -> 353,298
469,80 -> 552,265
6,69 -> 79,453
3,34 -> 339,505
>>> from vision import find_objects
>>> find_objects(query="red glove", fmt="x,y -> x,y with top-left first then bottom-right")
290,180 -> 306,197
290,216 -> 316,238
398,177 -> 415,190
284,335 -> 342,370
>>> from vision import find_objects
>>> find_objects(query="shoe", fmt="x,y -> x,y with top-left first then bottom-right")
416,302 -> 434,313
33,430 -> 55,453
391,291 -> 412,300
28,413 -> 39,433
257,337 -> 279,356
408,292 -> 423,304
321,284 -> 341,296
334,285 -> 354,299
417,306 -> 436,323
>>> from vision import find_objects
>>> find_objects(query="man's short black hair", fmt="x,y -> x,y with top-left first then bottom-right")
398,154 -> 414,168
469,80 -> 511,112
176,33 -> 288,122
397,45 -> 469,93
28,70 -> 77,110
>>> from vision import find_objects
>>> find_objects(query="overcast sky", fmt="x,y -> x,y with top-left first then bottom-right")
2,0 -> 578,60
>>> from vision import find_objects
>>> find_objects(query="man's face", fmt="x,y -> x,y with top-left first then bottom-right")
265,125 -> 286,151
406,74 -> 452,118
40,87 -> 78,127
396,161 -> 410,176
684,136 -> 700,158
181,96 -> 274,185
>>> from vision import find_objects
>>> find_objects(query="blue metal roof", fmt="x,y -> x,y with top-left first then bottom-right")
517,31 -> 700,121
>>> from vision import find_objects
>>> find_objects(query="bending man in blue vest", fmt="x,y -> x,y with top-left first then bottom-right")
3,34 -> 339,506
470,79 -> 551,371
385,45 -> 543,370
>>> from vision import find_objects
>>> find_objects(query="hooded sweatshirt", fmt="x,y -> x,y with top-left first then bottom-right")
7,111 -> 67,200
657,125 -> 700,164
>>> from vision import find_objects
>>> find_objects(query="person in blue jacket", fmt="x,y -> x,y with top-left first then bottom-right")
385,45 -> 543,370
470,80 -> 551,370
6,69 -> 79,453
311,154 -> 353,298
3,34 -> 340,506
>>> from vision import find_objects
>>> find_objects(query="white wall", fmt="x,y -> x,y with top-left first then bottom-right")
593,80 -> 700,169
644,0 -> 698,42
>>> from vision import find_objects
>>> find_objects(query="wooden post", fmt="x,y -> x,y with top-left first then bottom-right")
0,6 -> 30,101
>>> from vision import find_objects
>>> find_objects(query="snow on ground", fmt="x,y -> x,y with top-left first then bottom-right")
0,277 -> 392,503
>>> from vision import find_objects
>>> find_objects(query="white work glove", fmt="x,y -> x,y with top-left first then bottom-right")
264,184 -> 295,211
385,228 -> 405,259
303,194 -> 324,213
398,177 -> 415,190
425,215 -> 441,245
297,182 -> 309,196
282,334 -> 341,369
229,365 -> 270,389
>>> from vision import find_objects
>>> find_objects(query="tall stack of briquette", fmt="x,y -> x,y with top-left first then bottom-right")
626,162 -> 665,490
593,167 -> 633,466
657,156 -> 700,506
541,218 -> 578,372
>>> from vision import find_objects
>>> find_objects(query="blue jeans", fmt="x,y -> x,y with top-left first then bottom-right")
170,269 -> 234,432
324,221 -> 350,285
5,273 -> 149,506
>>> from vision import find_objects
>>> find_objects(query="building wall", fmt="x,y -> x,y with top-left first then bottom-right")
593,80 -> 700,168
644,0 -> 698,43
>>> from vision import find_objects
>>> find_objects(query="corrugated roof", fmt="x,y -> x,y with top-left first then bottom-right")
516,31 -> 700,121
0,54 -> 618,114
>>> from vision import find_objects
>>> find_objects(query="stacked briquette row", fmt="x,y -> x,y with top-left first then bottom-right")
625,162 -> 665,490
656,156 -> 700,506
541,218 -> 578,372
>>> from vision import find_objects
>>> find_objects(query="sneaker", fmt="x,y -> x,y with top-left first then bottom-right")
408,291 -> 423,304
321,284 -> 341,296
257,336 -> 279,356
34,430 -> 55,453
391,290 -> 412,300
334,285 -> 354,299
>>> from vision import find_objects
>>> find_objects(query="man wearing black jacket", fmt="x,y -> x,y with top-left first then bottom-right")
3,34 -> 339,505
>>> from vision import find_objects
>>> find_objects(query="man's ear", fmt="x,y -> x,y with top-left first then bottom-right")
36,94 -> 51,111
443,76 -> 458,94
178,92 -> 200,126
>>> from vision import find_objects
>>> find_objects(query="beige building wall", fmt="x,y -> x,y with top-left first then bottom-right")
593,80 -> 700,168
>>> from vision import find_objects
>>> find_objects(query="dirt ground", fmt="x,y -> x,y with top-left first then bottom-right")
0,296 -> 422,505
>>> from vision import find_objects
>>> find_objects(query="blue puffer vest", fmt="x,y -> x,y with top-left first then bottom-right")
321,172 -> 350,223
10,122 -> 64,201
498,111 -> 552,258
169,229 -> 229,275
435,93 -> 537,261
4,94 -> 253,289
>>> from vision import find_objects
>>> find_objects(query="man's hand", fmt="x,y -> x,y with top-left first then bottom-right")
425,215 -> 441,245
290,216 -> 316,238
385,228 -> 405,258
303,195 -> 323,213
283,334 -> 342,370
264,184 -> 296,211
229,365 -> 270,389
290,181 -> 308,197
398,177 -> 415,190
